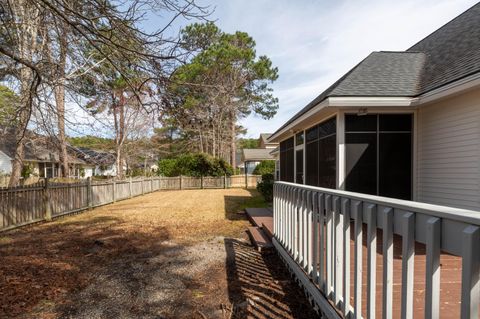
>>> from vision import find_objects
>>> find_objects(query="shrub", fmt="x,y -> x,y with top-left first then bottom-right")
257,173 -> 274,202
157,158 -> 179,177
21,163 -> 34,178
252,160 -> 275,175
157,153 -> 233,177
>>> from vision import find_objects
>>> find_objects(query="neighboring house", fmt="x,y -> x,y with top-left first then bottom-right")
71,147 -> 118,177
241,148 -> 275,174
259,133 -> 277,149
239,133 -> 279,174
268,4 -> 480,211
0,131 -> 88,179
0,150 -> 11,174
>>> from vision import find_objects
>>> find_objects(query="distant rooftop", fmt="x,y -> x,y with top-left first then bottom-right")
242,148 -> 275,162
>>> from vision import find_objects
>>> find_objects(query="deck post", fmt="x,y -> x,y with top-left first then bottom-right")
461,225 -> 480,319
43,178 -> 51,221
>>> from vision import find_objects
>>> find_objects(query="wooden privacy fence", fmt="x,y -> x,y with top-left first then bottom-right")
273,181 -> 480,319
0,175 -> 261,232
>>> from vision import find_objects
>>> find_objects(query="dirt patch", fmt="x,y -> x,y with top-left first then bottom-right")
0,188 -> 317,318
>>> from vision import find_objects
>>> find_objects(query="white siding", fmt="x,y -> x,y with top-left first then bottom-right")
417,89 -> 480,211
0,151 -> 12,174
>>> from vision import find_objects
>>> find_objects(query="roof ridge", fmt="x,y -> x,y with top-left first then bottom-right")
377,50 -> 424,54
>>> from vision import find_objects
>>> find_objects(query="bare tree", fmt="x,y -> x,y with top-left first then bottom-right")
0,0 -> 210,185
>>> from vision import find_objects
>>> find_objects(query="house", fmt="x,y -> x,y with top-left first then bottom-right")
239,133 -> 278,174
258,133 -> 277,149
268,3 -> 480,211
0,129 -> 90,179
71,147 -> 118,177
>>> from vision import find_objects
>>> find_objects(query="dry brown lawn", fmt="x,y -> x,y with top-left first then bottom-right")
0,188 -> 317,319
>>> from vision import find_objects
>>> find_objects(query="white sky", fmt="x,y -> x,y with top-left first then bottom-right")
197,0 -> 478,138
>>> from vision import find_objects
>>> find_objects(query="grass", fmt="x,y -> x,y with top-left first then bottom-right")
237,192 -> 270,211
0,188 -> 267,318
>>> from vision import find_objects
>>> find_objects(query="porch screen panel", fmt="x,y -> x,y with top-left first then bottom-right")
305,117 -> 336,188
379,114 -> 412,200
345,114 -> 412,200
345,132 -> 377,195
279,137 -> 294,182
296,150 -> 304,184
317,118 -> 336,189
305,125 -> 319,186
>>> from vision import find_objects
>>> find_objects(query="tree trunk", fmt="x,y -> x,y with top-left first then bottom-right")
8,0 -> 39,186
114,92 -> 126,179
230,116 -> 236,168
55,23 -> 69,178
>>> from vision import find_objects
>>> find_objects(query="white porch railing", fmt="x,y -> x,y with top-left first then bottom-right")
273,181 -> 480,319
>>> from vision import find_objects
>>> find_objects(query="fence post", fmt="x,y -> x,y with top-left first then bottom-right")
112,179 -> 116,203
43,178 -> 51,221
129,177 -> 133,198
201,175 -> 204,189
180,175 -> 183,190
87,177 -> 92,209
150,176 -> 153,193
142,178 -> 145,195
245,173 -> 248,189
224,174 -> 227,189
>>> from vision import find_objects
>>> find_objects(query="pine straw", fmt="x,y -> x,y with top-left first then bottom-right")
0,188 -> 256,318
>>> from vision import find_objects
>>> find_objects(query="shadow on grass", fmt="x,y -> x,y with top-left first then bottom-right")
224,238 -> 319,319
223,188 -> 270,221
0,215 -> 206,319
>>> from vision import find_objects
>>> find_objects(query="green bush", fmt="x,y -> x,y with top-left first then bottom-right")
157,158 -> 179,177
257,173 -> 274,202
252,160 -> 275,175
157,153 -> 233,177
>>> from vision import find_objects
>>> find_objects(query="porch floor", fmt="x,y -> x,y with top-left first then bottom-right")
246,210 -> 463,318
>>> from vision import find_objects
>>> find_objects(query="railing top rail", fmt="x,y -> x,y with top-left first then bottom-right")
276,181 -> 480,226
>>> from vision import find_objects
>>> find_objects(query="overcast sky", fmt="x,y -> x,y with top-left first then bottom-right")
192,0 -> 477,138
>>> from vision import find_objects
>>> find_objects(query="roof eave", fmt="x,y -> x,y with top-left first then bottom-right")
267,96 -> 416,143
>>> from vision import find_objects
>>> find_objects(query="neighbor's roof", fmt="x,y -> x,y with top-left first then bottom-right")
0,128 -> 86,164
259,133 -> 274,144
242,148 -> 275,161
271,3 -> 480,139
71,147 -> 116,166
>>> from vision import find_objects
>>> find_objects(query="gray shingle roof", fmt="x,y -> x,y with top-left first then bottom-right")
328,52 -> 426,97
242,148 -> 275,161
259,133 -> 272,144
407,3 -> 480,93
271,3 -> 480,139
